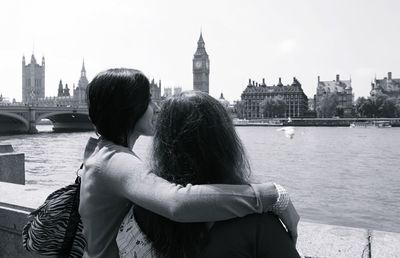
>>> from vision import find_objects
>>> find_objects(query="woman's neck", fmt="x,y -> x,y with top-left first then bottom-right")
127,132 -> 140,149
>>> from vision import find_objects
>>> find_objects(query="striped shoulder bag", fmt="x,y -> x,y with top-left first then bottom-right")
22,165 -> 86,258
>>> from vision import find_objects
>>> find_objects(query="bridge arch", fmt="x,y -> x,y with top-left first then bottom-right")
0,111 -> 29,130
35,110 -> 89,122
35,110 -> 93,132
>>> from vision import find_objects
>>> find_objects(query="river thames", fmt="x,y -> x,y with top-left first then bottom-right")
1,126 -> 399,233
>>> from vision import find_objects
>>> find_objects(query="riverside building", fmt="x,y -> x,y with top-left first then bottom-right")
149,79 -> 163,106
315,74 -> 353,117
35,61 -> 89,107
73,60 -> 89,104
0,94 -> 13,105
57,80 -> 70,97
163,86 -> 182,98
370,72 -> 400,97
22,54 -> 45,104
241,77 -> 308,119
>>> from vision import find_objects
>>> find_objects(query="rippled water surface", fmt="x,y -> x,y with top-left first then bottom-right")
1,126 -> 399,233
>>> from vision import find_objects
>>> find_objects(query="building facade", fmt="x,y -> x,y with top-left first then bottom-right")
218,93 -> 230,109
193,33 -> 210,93
73,60 -> 89,104
37,61 -> 89,107
22,54 -> 45,103
163,87 -> 172,98
315,74 -> 353,117
241,77 -> 308,119
219,93 -> 236,117
173,87 -> 182,96
150,79 -> 162,105
162,86 -> 182,98
57,80 -> 70,97
370,72 -> 400,97
36,96 -> 80,107
308,98 -> 315,111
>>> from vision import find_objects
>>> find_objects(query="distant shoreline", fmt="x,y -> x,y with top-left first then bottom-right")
233,118 -> 400,127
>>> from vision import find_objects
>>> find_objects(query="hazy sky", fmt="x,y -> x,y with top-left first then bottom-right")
1,0 -> 399,102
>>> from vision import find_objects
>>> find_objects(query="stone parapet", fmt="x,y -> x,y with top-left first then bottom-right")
0,145 -> 14,153
0,145 -> 25,185
0,181 -> 54,258
0,180 -> 399,257
296,220 -> 400,257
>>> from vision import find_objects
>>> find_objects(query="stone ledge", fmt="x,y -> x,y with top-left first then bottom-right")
371,230 -> 400,258
0,201 -> 53,257
0,144 -> 25,185
0,144 -> 14,153
297,221 -> 400,257
0,182 -> 56,258
0,181 -> 52,210
297,221 -> 368,257
0,181 -> 399,257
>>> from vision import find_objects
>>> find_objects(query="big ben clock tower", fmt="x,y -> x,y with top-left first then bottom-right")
193,32 -> 209,93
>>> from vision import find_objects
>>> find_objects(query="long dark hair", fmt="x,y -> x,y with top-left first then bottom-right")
86,68 -> 150,147
134,91 -> 250,258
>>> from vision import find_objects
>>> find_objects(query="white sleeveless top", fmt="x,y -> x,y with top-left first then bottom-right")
116,206 -> 158,258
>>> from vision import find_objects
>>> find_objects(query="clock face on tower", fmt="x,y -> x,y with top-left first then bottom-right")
195,61 -> 202,68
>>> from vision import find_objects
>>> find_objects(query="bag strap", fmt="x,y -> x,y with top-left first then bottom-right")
76,163 -> 84,177
60,179 -> 82,256
64,163 -> 84,255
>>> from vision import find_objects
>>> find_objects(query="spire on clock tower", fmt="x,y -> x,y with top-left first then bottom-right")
81,59 -> 86,77
198,32 -> 204,47
195,32 -> 207,56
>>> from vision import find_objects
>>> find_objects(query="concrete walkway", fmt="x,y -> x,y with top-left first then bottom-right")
1,181 -> 399,258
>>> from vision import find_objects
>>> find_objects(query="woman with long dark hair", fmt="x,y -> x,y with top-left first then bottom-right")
117,91 -> 300,257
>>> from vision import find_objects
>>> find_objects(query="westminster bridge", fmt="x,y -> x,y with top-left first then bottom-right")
0,105 -> 93,134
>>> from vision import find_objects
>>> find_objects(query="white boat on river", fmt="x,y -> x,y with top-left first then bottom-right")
350,121 -> 392,128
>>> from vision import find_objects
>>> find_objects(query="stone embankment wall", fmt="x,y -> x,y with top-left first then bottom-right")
0,145 -> 25,185
0,182 -> 54,258
1,180 -> 399,258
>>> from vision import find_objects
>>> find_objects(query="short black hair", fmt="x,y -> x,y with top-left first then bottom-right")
86,68 -> 150,146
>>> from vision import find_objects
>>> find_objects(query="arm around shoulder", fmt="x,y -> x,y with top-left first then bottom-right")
103,154 -> 281,222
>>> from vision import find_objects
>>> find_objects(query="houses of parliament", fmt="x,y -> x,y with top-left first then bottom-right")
20,33 -> 210,106
22,54 -> 89,106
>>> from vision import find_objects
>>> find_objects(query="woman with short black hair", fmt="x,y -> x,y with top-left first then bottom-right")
86,68 -> 152,147
80,69 -> 299,258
